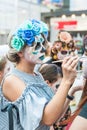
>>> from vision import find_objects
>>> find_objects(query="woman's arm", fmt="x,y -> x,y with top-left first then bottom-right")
3,56 -> 79,126
42,56 -> 79,125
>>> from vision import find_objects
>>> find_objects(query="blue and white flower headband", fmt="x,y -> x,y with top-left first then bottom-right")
11,19 -> 48,51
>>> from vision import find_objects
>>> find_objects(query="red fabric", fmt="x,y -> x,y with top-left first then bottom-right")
66,122 -> 72,130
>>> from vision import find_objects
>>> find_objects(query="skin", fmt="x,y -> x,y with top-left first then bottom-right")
69,116 -> 87,130
23,43 -> 45,64
68,60 -> 87,130
48,72 -> 85,129
2,44 -> 79,126
52,41 -> 62,54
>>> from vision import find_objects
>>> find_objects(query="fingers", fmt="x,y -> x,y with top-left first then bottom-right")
62,55 -> 79,70
71,57 -> 79,70
62,56 -> 71,64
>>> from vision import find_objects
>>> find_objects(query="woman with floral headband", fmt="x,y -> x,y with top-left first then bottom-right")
1,19 -> 78,130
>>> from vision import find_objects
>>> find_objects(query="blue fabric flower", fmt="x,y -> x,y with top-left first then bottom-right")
22,30 -> 35,45
11,36 -> 25,51
11,19 -> 48,51
32,23 -> 41,36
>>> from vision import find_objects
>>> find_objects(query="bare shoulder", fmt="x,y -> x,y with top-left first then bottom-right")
2,75 -> 26,101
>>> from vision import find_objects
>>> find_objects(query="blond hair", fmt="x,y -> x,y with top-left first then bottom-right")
0,56 -> 7,71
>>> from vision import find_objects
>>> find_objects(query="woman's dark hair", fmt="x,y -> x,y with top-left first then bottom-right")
39,64 -> 62,83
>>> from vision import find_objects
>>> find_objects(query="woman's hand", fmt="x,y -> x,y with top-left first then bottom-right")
62,56 -> 79,86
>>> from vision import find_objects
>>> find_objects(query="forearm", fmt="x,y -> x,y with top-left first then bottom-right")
58,87 -> 75,120
42,56 -> 78,125
42,79 -> 71,125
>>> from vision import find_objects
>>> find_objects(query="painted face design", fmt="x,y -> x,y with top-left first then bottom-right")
24,34 -> 47,64
33,34 -> 46,59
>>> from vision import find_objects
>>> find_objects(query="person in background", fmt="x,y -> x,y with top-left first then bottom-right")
0,56 -> 9,85
68,35 -> 87,130
43,41 -> 52,64
39,64 -> 63,93
69,62 -> 87,130
57,35 -> 87,130
51,31 -> 76,62
51,40 -> 62,61
0,56 -> 9,130
79,34 -> 87,70
0,19 -> 78,130
82,35 -> 87,56
39,63 -> 84,130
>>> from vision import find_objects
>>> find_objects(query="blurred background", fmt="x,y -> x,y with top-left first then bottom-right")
0,0 -> 87,57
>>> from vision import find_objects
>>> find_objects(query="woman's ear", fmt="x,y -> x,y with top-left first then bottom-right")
45,80 -> 50,84
45,80 -> 52,87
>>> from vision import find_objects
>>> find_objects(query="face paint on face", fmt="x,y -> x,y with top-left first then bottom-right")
24,34 -> 47,64
32,34 -> 47,61
23,46 -> 39,63
32,45 -> 45,61
35,34 -> 45,47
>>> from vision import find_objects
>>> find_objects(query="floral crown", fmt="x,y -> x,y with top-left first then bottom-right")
11,19 -> 48,51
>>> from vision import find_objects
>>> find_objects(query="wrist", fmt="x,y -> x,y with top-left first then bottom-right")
62,79 -> 72,86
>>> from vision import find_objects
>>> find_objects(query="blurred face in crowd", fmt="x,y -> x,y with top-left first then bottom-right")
53,41 -> 62,51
